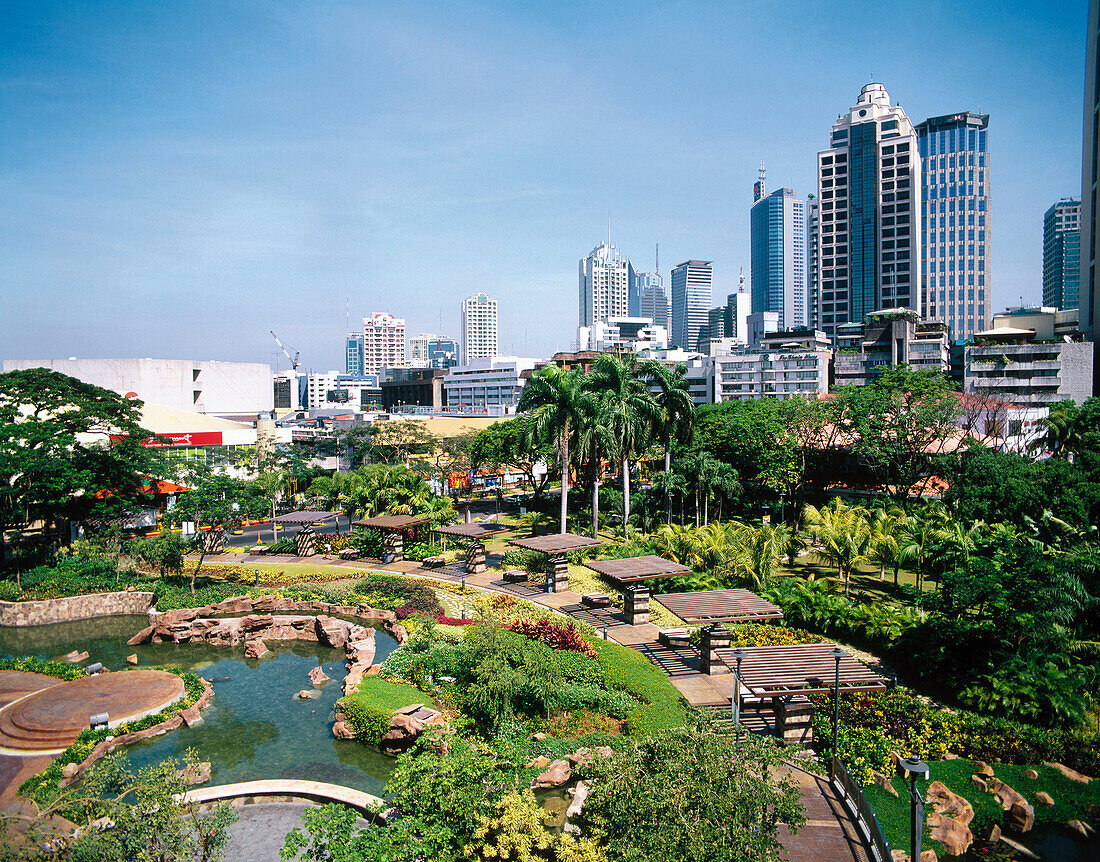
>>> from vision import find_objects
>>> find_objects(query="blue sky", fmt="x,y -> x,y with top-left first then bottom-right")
0,1 -> 1088,371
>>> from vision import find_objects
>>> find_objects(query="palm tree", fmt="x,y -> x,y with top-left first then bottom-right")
641,360 -> 695,523
744,523 -> 792,589
573,391 -> 613,538
1029,403 -> 1081,460
897,513 -> 939,594
934,518 -> 986,572
803,498 -> 871,597
866,508 -> 905,584
588,354 -> 658,529
518,365 -> 587,534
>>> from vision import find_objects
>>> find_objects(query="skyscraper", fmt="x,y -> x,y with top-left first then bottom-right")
1044,198 -> 1082,310
1082,0 -> 1100,350
750,181 -> 806,330
916,111 -> 991,341
670,260 -> 713,351
362,312 -> 406,374
806,197 -> 820,328
410,333 -> 460,369
631,270 -> 670,330
816,83 -> 922,340
579,242 -> 633,327
345,332 -> 365,376
462,293 -> 498,364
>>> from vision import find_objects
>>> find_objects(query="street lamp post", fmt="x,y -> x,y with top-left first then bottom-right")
730,647 -> 747,743
778,493 -> 786,524
830,646 -> 845,761
900,756 -> 930,862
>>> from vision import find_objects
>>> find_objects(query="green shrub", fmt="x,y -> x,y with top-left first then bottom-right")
402,541 -> 438,562
501,548 -> 541,574
0,656 -> 88,679
0,580 -> 20,601
266,537 -> 297,554
726,623 -> 823,647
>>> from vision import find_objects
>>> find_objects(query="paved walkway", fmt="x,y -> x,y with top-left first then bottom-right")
183,779 -> 384,815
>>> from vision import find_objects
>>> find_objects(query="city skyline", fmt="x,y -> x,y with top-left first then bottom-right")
0,1 -> 1087,369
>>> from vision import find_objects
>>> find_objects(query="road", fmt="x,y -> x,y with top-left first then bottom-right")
223,515 -> 351,548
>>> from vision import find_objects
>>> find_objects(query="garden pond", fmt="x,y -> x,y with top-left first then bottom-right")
0,614 -> 401,796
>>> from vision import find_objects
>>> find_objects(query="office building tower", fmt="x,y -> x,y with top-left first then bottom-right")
806,197 -> 820,328
345,333 -> 365,376
1082,0 -> 1100,355
1044,198 -> 1082,310
462,293 -> 498,364
579,241 -> 633,327
751,181 -> 806,330
671,260 -> 714,351
916,111 -> 991,341
816,83 -> 922,340
410,334 -> 460,369
631,270 -> 670,331
361,312 -> 406,375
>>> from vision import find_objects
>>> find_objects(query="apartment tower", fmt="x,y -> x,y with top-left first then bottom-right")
1044,198 -> 1082,311
579,241 -> 633,327
462,293 -> 498,364
750,173 -> 806,330
361,312 -> 406,375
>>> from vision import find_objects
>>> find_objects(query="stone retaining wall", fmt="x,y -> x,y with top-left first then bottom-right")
0,591 -> 154,627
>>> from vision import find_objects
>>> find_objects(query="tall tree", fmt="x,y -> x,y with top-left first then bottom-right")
640,359 -> 696,475
803,498 -> 871,597
588,353 -> 658,529
518,366 -> 587,533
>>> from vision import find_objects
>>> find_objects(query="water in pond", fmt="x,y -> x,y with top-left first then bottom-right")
0,615 -> 401,796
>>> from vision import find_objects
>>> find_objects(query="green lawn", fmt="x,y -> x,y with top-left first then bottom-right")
340,676 -> 436,745
588,636 -> 689,735
862,759 -> 1100,857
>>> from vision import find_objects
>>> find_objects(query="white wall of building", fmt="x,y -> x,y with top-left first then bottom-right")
2,358 -> 274,414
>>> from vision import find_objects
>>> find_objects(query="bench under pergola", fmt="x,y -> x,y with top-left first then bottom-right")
435,522 -> 509,573
652,589 -> 784,624
352,515 -> 432,562
269,511 -> 341,556
508,533 -> 604,592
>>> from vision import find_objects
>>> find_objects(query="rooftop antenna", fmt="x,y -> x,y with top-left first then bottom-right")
755,162 -> 766,202
655,242 -> 659,274
607,212 -> 612,251
738,266 -> 745,293
345,295 -> 350,334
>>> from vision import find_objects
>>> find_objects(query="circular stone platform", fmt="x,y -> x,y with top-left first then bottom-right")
0,670 -> 184,754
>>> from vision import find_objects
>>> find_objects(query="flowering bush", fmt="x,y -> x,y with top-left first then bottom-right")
434,613 -> 476,626
507,618 -> 597,658
726,623 -> 823,647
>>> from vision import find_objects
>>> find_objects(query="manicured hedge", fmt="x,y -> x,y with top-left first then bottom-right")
588,637 -> 689,735
340,677 -> 435,745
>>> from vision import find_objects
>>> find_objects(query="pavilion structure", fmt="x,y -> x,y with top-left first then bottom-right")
508,533 -> 603,593
352,515 -> 432,563
651,589 -> 783,625
270,510 -> 341,556
581,555 -> 693,625
435,522 -> 509,573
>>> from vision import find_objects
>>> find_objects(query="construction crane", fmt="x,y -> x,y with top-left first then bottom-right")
270,331 -> 300,370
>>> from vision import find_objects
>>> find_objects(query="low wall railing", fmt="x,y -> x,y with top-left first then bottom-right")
829,755 -> 892,862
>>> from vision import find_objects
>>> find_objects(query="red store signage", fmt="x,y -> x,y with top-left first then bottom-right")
111,431 -> 224,447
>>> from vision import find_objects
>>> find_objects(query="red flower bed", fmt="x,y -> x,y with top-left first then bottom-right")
434,613 -> 476,626
508,618 -> 596,658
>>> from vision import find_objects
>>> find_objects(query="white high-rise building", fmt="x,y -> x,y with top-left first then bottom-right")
815,83 -> 922,340
362,312 -> 406,374
579,242 -> 633,327
671,260 -> 714,351
462,293 -> 498,364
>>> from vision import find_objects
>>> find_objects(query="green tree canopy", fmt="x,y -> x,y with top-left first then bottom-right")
0,369 -> 166,537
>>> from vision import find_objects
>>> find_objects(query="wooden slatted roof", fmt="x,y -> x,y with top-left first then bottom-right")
509,533 -> 604,554
582,555 -> 693,584
435,522 -> 509,539
272,510 -> 340,524
352,515 -> 432,531
652,589 -> 783,623
715,643 -> 887,697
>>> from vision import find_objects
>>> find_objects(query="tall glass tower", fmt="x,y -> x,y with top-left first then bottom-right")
670,260 -> 713,351
815,83 -> 921,340
1044,198 -> 1082,310
916,111 -> 991,341
750,184 -> 806,330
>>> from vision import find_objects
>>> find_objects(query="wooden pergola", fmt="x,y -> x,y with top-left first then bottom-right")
714,643 -> 887,698
508,533 -> 604,592
652,589 -> 783,624
437,522 -> 509,574
582,555 -> 693,585
272,510 -> 340,525
352,515 -> 432,563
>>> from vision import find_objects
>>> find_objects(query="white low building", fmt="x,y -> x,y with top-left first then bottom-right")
442,357 -> 541,416
2,357 -> 274,415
